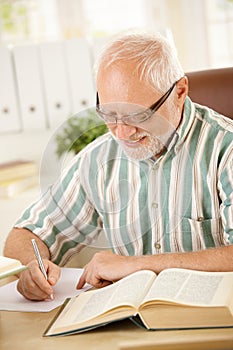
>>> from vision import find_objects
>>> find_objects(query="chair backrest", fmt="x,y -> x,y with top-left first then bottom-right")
186,67 -> 233,119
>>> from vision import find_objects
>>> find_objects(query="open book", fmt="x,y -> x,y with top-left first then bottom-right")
0,256 -> 27,279
44,268 -> 233,336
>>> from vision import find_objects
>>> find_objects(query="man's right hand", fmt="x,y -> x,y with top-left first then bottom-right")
16,259 -> 60,301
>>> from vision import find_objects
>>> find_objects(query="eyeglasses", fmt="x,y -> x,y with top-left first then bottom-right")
96,82 -> 177,125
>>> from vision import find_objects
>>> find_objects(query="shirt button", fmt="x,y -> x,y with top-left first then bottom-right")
153,164 -> 159,170
154,242 -> 161,249
197,217 -> 204,222
152,202 -> 158,209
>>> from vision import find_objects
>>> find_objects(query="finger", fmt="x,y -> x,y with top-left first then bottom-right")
29,262 -> 54,296
18,281 -> 49,300
76,274 -> 111,290
76,272 -> 86,289
17,272 -> 51,301
47,262 -> 61,286
21,261 -> 54,300
94,279 -> 112,288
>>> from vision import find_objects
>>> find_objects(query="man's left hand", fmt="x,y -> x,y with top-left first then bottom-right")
76,251 -> 140,289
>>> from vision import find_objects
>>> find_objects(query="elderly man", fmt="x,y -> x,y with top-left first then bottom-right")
4,32 -> 233,300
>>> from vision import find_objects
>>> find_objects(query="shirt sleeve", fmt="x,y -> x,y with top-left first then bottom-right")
218,151 -> 233,245
14,154 -> 103,265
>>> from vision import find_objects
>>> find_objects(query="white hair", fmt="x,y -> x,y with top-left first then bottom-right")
94,31 -> 184,93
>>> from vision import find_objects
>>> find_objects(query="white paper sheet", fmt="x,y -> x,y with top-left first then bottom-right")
0,267 -> 91,312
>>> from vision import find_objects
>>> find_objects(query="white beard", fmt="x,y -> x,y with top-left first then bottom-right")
110,126 -> 176,160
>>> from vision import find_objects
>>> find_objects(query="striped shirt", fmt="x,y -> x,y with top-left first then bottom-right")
15,97 -> 233,265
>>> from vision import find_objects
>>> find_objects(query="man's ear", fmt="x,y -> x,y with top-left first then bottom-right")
175,76 -> 188,107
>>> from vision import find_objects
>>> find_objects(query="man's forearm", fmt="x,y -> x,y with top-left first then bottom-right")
77,245 -> 233,289
4,228 -> 50,265
139,245 -> 233,274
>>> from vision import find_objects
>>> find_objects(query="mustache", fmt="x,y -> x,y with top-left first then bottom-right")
109,129 -> 151,143
124,132 -> 151,143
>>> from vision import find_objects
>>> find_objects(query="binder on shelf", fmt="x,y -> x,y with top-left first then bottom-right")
0,45 -> 21,133
39,42 -> 71,129
13,45 -> 47,130
64,38 -> 95,114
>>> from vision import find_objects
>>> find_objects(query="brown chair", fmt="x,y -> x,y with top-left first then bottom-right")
186,67 -> 233,119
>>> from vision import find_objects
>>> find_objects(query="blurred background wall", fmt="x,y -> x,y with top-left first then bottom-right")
1,0 -> 233,70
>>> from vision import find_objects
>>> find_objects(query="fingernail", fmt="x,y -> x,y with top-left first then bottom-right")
50,294 -> 54,300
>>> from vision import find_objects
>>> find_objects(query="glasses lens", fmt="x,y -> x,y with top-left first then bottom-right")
97,109 -> 151,125
96,109 -> 116,123
125,111 -> 152,125
96,107 -> 152,125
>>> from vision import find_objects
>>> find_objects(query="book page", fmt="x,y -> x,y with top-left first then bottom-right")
0,256 -> 21,274
142,268 -> 233,307
54,270 -> 156,326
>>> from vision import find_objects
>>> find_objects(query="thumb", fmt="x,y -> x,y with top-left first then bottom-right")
47,262 -> 61,286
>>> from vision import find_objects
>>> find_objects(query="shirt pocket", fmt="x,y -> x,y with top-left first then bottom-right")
175,216 -> 224,251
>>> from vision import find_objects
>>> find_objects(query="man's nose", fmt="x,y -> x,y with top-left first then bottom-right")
115,123 -> 137,139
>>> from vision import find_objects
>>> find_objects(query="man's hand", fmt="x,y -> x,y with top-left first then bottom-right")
77,251 -> 140,289
17,259 -> 60,300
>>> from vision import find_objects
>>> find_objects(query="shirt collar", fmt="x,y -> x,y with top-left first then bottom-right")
167,96 -> 196,154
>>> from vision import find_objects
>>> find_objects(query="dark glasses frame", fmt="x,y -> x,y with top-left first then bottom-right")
96,81 -> 177,125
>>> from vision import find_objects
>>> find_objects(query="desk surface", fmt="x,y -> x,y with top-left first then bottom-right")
1,277 -> 233,350
1,308 -> 233,350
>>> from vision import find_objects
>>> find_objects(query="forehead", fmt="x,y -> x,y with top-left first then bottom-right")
96,61 -> 158,106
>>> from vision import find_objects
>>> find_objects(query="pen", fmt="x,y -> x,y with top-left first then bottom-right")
31,238 -> 54,299
31,238 -> 48,280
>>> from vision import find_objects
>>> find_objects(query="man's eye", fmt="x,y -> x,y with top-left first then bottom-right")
133,112 -> 150,123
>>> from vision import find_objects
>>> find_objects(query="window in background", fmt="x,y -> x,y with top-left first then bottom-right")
0,0 -> 149,42
0,0 -> 232,69
205,0 -> 233,67
0,0 -> 60,44
83,0 -> 147,37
